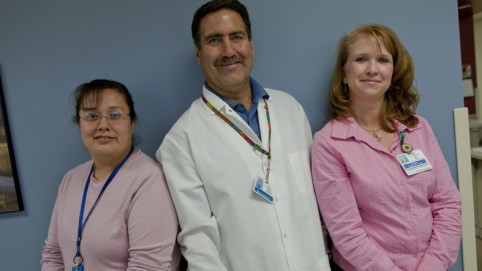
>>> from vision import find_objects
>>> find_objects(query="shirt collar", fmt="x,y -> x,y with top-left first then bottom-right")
330,116 -> 423,140
204,77 -> 269,108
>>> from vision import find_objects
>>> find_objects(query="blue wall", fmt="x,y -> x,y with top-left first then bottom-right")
0,1 -> 464,270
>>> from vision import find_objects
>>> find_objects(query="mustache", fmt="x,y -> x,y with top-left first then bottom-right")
215,55 -> 244,66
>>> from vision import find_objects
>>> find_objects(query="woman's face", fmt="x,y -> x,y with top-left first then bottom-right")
79,88 -> 134,164
343,34 -> 394,105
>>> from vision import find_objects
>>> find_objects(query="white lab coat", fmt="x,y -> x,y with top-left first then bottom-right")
157,85 -> 330,271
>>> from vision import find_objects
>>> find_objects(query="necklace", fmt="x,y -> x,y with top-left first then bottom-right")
361,127 -> 382,142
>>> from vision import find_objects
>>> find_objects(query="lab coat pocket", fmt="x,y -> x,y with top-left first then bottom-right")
288,150 -> 314,193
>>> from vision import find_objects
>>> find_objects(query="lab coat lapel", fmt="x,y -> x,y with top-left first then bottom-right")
257,94 -> 272,152
201,86 -> 262,145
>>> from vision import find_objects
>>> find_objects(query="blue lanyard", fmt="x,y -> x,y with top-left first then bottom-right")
73,146 -> 134,267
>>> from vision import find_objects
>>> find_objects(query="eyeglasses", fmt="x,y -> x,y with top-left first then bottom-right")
80,111 -> 130,122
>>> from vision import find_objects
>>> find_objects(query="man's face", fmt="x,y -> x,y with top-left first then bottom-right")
196,9 -> 254,98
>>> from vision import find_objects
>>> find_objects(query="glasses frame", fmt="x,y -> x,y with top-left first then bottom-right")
79,111 -> 131,123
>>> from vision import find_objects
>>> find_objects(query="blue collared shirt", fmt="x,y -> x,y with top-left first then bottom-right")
205,77 -> 269,139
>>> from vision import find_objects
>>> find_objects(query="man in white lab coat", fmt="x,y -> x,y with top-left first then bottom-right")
156,1 -> 331,270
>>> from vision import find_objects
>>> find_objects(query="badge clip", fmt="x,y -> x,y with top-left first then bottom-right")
401,143 -> 413,153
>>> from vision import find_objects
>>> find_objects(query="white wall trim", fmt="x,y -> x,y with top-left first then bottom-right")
454,107 -> 478,271
474,11 -> 482,20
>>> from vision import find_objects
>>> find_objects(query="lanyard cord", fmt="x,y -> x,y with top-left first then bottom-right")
74,145 -> 135,264
201,94 -> 271,160
400,129 -> 414,153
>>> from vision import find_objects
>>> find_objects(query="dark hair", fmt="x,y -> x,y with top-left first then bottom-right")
329,23 -> 419,131
191,0 -> 252,49
73,79 -> 137,124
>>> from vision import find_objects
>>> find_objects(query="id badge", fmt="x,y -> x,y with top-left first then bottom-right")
396,149 -> 433,176
72,264 -> 84,271
253,176 -> 273,203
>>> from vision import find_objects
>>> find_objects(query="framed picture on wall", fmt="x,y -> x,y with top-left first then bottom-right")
0,73 -> 23,213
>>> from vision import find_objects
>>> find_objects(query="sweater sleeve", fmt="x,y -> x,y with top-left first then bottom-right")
126,163 -> 181,271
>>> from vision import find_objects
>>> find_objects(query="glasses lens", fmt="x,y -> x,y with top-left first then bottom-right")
108,112 -> 124,121
82,112 -> 99,121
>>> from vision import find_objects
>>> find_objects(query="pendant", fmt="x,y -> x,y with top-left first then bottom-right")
361,126 -> 382,142
372,131 -> 382,142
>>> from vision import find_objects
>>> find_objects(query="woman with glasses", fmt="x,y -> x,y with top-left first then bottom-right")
311,24 -> 461,271
41,79 -> 180,271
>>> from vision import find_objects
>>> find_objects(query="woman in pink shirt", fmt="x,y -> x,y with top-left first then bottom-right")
41,79 -> 180,271
312,24 -> 461,271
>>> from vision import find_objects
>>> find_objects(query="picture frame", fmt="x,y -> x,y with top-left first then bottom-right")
0,73 -> 23,213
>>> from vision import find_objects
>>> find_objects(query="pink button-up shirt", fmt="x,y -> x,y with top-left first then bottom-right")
312,116 -> 461,271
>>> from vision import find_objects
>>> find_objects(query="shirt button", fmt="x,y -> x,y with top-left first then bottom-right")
275,197 -> 279,201
283,233 -> 288,238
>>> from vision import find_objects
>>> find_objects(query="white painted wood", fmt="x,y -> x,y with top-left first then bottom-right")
454,107 -> 478,271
